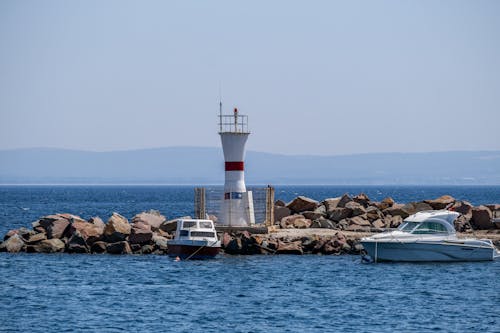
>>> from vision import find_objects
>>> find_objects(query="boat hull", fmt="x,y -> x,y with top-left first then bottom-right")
168,244 -> 220,260
361,241 -> 495,262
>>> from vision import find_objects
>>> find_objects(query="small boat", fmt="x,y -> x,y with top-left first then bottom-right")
361,210 -> 500,262
168,219 -> 221,260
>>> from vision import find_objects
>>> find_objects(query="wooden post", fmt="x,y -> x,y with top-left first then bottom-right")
265,185 -> 275,226
194,187 -> 206,219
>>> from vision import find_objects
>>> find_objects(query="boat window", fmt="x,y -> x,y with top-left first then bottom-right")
399,222 -> 419,232
182,221 -> 197,228
190,231 -> 216,238
412,222 -> 448,234
179,230 -> 189,237
199,221 -> 213,229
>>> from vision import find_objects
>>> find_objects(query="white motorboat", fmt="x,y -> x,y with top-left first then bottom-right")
168,219 -> 221,260
361,210 -> 500,262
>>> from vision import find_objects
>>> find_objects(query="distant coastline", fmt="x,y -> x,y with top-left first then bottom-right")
1,147 -> 500,185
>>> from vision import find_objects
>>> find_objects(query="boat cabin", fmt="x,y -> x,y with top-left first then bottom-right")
397,210 -> 459,235
174,219 -> 218,242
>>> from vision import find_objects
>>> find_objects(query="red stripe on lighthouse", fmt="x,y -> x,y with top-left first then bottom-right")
225,161 -> 244,171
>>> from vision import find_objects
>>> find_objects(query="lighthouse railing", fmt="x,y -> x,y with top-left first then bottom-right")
218,114 -> 249,133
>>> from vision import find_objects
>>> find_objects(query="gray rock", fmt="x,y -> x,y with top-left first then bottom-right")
1,234 -> 25,253
353,193 -> 370,207
106,241 -> 132,254
67,231 -> 89,253
286,196 -> 319,213
310,218 -> 335,229
383,204 -> 410,219
328,208 -> 351,222
131,210 -> 166,231
323,197 -> 341,212
366,206 -> 383,221
26,233 -> 47,244
302,211 -> 325,221
471,206 -> 493,230
152,235 -> 169,251
129,222 -> 153,245
424,195 -> 455,210
90,241 -> 108,254
39,215 -> 70,239
345,201 -> 366,217
337,194 -> 353,208
274,206 -> 292,223
104,213 -> 131,242
34,239 -> 66,253
348,216 -> 371,227
275,200 -> 286,207
377,197 -> 395,210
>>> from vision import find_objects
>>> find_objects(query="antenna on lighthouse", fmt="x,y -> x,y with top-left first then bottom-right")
218,83 -> 223,133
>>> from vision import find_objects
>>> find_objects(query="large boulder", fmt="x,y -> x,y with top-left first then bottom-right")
377,197 -> 395,210
451,201 -> 473,217
3,229 -> 19,241
348,216 -> 371,227
286,196 -> 319,213
129,222 -> 153,245
152,234 -> 169,251
345,201 -> 366,217
424,195 -> 455,210
33,239 -> 66,253
159,216 -> 190,234
106,241 -> 132,255
302,211 -> 325,221
274,206 -> 292,223
90,241 -> 108,254
385,215 -> 403,228
470,206 -> 493,230
337,194 -> 353,208
0,234 -> 25,253
383,204 -> 410,219
328,208 -> 351,222
17,227 -> 35,241
372,219 -> 385,229
401,202 -> 433,215
131,211 -> 166,231
67,219 -> 104,245
310,218 -> 335,229
223,236 -> 243,254
276,240 -> 303,255
353,193 -> 370,207
275,200 -> 286,207
66,232 -> 89,253
366,206 -> 383,222
280,215 -> 311,229
104,213 -> 131,242
323,197 -> 341,212
26,233 -> 47,244
38,215 -> 70,239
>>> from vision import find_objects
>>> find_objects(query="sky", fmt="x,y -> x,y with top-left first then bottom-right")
0,0 -> 499,156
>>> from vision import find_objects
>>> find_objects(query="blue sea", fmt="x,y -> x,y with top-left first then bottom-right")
1,185 -> 499,332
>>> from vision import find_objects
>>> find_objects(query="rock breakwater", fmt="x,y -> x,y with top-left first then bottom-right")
1,193 -> 499,255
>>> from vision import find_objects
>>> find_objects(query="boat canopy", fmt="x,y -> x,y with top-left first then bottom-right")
401,210 -> 459,234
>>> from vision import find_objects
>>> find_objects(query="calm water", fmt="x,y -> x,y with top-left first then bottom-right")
1,185 -> 499,332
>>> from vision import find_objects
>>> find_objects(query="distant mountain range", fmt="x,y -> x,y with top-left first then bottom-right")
0,147 -> 499,185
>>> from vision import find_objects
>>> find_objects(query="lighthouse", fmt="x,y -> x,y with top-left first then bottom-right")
218,105 -> 255,226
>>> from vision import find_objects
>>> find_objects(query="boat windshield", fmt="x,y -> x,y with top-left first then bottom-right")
199,221 -> 213,229
182,221 -> 197,228
398,222 -> 419,232
412,222 -> 449,234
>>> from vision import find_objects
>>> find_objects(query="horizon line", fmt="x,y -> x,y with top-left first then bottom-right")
1,146 -> 499,158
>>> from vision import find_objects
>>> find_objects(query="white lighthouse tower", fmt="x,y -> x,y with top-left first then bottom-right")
218,105 -> 255,226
